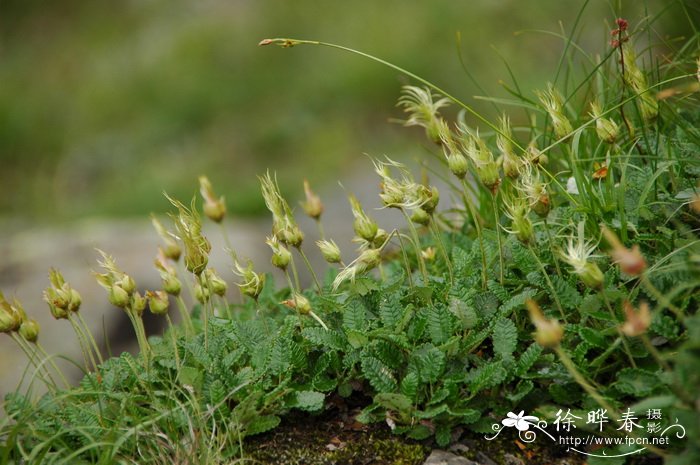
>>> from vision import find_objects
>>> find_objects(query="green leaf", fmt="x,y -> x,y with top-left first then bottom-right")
408,344 -> 445,383
506,379 -> 534,402
291,391 -> 325,412
302,327 -> 347,351
467,361 -> 506,395
492,318 -> 518,360
516,343 -> 542,376
435,424 -> 451,447
374,393 -> 413,416
579,327 -> 606,348
344,298 -> 367,331
427,305 -> 453,345
379,292 -> 403,329
178,366 -> 203,391
361,355 -> 397,392
614,368 -> 662,397
400,372 -> 420,399
449,298 -> 478,329
246,415 -> 281,436
346,329 -> 369,348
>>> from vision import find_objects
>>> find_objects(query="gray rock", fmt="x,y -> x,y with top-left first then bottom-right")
423,449 -> 478,465
503,453 -> 525,465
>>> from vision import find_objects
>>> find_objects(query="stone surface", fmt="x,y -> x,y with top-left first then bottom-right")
423,450 -> 478,465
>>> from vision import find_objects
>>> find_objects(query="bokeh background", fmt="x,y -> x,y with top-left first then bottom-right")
0,0 -> 696,397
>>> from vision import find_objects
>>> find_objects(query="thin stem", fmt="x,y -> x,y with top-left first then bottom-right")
35,342 -> 71,389
641,274 -> 684,320
308,311 -> 329,330
491,192 -> 505,285
165,314 -> 181,370
392,230 -> 414,288
601,291 -> 637,368
176,295 -> 195,337
429,218 -> 454,285
260,38 -> 524,152
296,246 -> 322,293
543,218 -> 562,278
315,219 -> 325,241
11,334 -> 58,391
401,209 -> 428,284
460,179 -> 488,288
76,311 -> 104,365
284,270 -> 304,330
527,244 -> 566,320
68,314 -> 98,372
289,255 -> 301,291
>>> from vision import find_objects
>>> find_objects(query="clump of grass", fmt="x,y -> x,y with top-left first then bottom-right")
2,6 -> 700,464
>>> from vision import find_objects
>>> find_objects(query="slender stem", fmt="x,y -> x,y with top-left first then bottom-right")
641,274 -> 684,320
527,244 -> 566,320
401,208 -> 429,284
308,311 -> 329,330
296,246 -> 322,293
176,295 -> 195,337
460,179 -> 488,288
640,335 -> 669,371
68,314 -> 97,372
260,38 -> 524,152
491,192 -> 505,285
284,270 -> 304,330
12,334 -> 58,392
219,222 -> 234,255
315,219 -> 325,241
429,218 -> 454,285
601,291 -> 637,368
76,311 -> 104,365
393,230 -> 414,288
543,218 -> 562,278
165,314 -> 181,370
35,342 -> 71,389
289,255 -> 301,291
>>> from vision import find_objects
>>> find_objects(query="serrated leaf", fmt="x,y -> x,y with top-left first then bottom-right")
427,305 -> 453,345
302,327 -> 347,351
492,318 -> 518,360
400,372 -> 420,399
343,298 -> 367,331
374,393 -> 413,416
516,343 -> 542,376
361,355 -> 397,392
579,327 -> 606,348
291,391 -> 325,412
246,415 -> 280,436
614,368 -> 662,397
408,344 -> 445,383
379,292 -> 403,329
467,361 -> 506,395
435,424 -> 451,447
449,298 -> 478,329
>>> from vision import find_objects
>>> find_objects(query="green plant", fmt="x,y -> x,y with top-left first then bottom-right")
1,5 -> 699,464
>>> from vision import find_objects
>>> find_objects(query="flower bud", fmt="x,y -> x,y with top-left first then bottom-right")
300,179 -> 323,220
147,290 -> 170,316
421,247 -> 436,261
505,199 -> 534,245
194,282 -> 211,304
620,301 -> 651,337
589,101 -> 619,144
204,268 -> 228,297
0,295 -> 21,332
44,288 -> 69,320
109,285 -> 130,309
151,216 -> 182,261
349,195 -> 378,242
579,262 -> 605,290
410,208 -> 431,226
372,229 -> 389,249
537,83 -> 573,140
266,235 -> 291,270
601,226 -> 647,276
19,318 -> 40,343
233,259 -> 265,300
447,152 -> 469,179
67,288 -> 82,312
162,273 -> 182,296
419,185 -> 439,214
199,176 -> 226,223
131,292 -> 147,315
118,275 -> 136,295
317,239 -> 342,264
526,299 -> 563,348
280,221 -> 304,248
167,196 -> 211,275
282,292 -> 312,315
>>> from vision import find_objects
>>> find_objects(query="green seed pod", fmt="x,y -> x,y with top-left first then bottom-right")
194,282 -> 211,304
118,275 -> 136,295
19,318 -> 40,343
131,292 -> 147,315
67,288 -> 82,313
162,273 -> 182,296
579,262 -> 604,290
316,239 -> 341,264
205,269 -> 228,297
147,290 -> 170,316
447,152 -> 468,179
0,302 -> 20,332
108,285 -> 130,309
410,208 -> 431,226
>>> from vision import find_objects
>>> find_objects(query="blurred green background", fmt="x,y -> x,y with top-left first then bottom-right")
0,0 -> 695,223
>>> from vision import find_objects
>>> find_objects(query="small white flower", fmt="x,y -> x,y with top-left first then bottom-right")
566,176 -> 579,195
502,410 -> 539,431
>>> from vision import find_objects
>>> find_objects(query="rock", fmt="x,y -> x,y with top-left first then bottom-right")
423,449 -> 478,465
476,452 -> 498,465
503,453 -> 525,465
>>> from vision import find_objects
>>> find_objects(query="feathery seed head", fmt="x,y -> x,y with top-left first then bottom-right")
536,83 -> 573,140
317,239 -> 342,264
398,85 -> 450,144
199,176 -> 226,223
